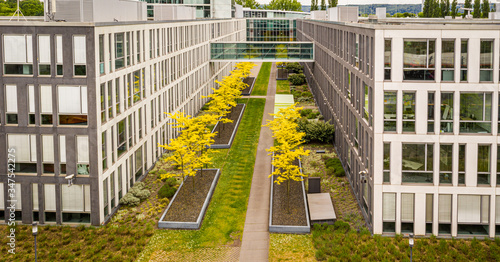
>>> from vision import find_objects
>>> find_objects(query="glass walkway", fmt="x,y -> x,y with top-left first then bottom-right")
210,42 -> 314,62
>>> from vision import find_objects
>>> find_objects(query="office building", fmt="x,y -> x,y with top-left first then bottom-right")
298,18 -> 500,237
0,16 -> 245,225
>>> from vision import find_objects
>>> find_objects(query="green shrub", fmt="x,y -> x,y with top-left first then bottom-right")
285,62 -> 303,73
288,73 -> 306,85
120,182 -> 151,205
297,119 -> 335,144
325,157 -> 345,177
165,177 -> 178,187
300,108 -> 313,117
333,220 -> 351,232
158,184 -> 177,199
119,193 -> 140,206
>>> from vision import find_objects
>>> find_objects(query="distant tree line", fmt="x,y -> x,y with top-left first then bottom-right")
422,0 -> 492,18
310,0 -> 337,11
0,0 -> 43,16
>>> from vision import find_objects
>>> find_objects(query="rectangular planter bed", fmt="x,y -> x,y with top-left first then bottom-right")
241,77 -> 256,96
158,169 -> 220,229
209,103 -> 246,149
269,158 -> 311,234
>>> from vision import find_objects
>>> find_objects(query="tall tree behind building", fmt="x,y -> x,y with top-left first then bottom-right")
321,0 -> 326,10
311,0 -> 318,11
265,0 -> 302,11
235,0 -> 261,9
482,0 -> 490,18
328,0 -> 338,8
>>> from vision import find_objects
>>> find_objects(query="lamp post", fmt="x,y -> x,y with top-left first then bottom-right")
409,233 -> 414,262
32,222 -> 38,262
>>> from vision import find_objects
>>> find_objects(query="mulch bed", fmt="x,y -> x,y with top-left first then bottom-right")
271,160 -> 308,226
241,77 -> 255,95
163,170 -> 217,222
212,104 -> 244,145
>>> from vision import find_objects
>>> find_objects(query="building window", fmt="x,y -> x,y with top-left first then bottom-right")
458,144 -> 466,185
402,92 -> 415,132
384,39 -> 391,80
479,40 -> 493,82
439,194 -> 452,234
426,194 -> 433,234
439,144 -> 453,184
384,91 -> 397,132
57,85 -> 88,125
38,35 -> 51,75
126,32 -> 131,66
5,84 -> 18,124
3,35 -> 33,75
76,136 -> 89,175
40,85 -> 53,125
383,193 -> 396,233
383,143 -> 390,183
401,193 -> 414,233
118,166 -> 123,199
460,39 -> 468,81
0,183 -> 3,221
28,85 -> 35,125
116,119 -> 127,158
115,33 -> 125,70
56,35 -> 63,76
73,35 -> 86,76
102,132 -> 107,171
497,147 -> 500,186
135,146 -> 143,180
8,134 -> 37,173
115,79 -> 121,115
457,195 -> 489,235
42,135 -> 54,174
441,39 -> 455,81
107,81 -> 113,119
110,172 -> 115,208
459,93 -> 492,133
402,143 -> 433,183
477,145 -> 491,185
440,92 -> 454,133
44,184 -> 56,222
133,70 -> 141,103
103,179 -> 109,217
100,84 -> 106,123
61,184 -> 91,223
60,135 -> 66,174
403,39 -> 435,81
99,34 -> 104,74
428,92 -> 435,133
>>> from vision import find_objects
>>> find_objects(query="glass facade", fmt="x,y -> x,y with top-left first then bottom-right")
246,19 -> 296,42
210,42 -> 313,61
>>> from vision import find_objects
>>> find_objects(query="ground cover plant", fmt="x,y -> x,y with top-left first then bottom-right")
251,62 -> 272,96
137,98 -> 266,261
291,84 -> 314,105
0,168 -> 169,261
269,233 -> 316,262
313,221 -> 500,261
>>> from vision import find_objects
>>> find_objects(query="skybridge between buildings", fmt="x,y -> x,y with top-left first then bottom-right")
210,42 -> 315,62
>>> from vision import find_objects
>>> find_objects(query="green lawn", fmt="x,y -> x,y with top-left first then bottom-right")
251,62 -> 272,96
269,234 -> 316,262
276,80 -> 290,94
137,98 -> 266,261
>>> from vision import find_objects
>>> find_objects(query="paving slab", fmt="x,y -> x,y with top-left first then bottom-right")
307,193 -> 337,225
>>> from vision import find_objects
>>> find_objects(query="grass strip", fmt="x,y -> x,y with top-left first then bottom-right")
269,233 -> 316,262
251,62 -> 272,96
137,98 -> 266,261
276,80 -> 290,94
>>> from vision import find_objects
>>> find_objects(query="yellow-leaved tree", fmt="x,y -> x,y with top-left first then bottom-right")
265,103 -> 310,212
159,111 -> 216,191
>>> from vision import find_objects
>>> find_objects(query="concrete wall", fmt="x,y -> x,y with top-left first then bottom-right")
153,5 -> 196,21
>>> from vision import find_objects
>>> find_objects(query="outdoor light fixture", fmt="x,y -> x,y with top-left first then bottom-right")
409,233 -> 414,262
65,174 -> 75,187
359,170 -> 367,183
32,222 -> 38,262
